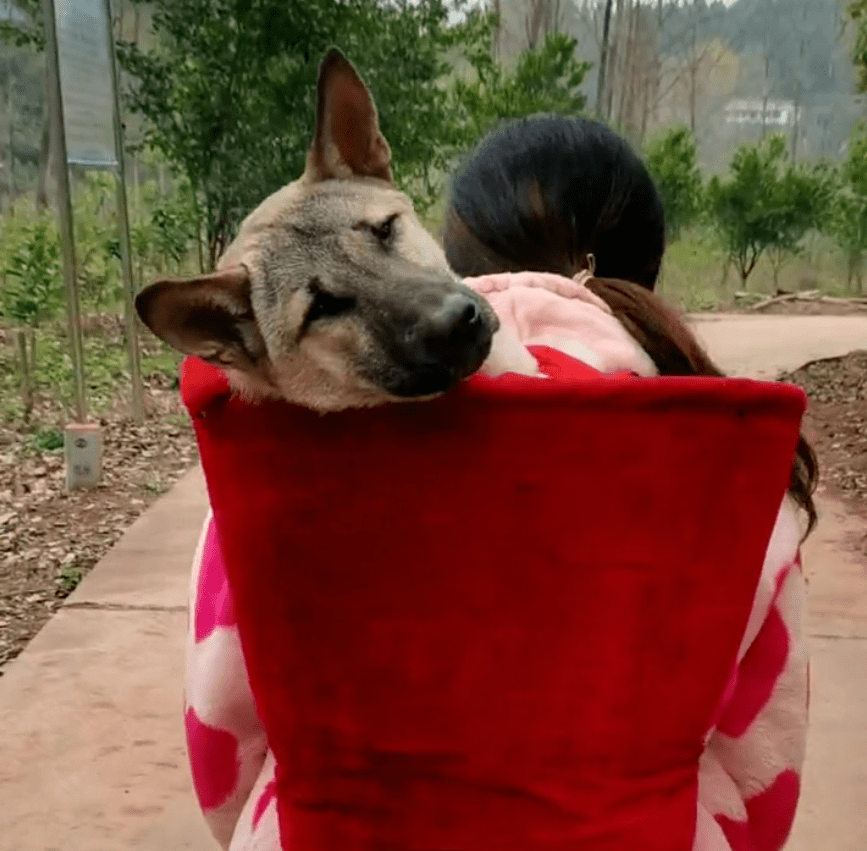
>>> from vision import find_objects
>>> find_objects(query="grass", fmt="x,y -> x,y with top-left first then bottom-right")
140,480 -> 169,496
658,229 -> 861,313
57,563 -> 85,597
31,428 -> 64,453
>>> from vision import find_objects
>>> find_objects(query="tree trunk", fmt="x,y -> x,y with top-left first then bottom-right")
791,39 -> 805,162
645,0 -> 663,137
133,155 -> 140,217
596,0 -> 614,118
606,0 -> 624,122
115,0 -> 126,40
688,28 -> 698,134
17,330 -> 33,420
7,61 -> 14,216
618,0 -> 641,137
526,0 -> 547,50
36,71 -> 51,212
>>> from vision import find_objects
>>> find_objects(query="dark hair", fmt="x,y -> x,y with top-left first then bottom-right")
445,115 -> 666,290
443,132 -> 819,536
583,278 -> 818,536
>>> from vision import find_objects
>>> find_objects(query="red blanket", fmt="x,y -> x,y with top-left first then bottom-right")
182,350 -> 804,851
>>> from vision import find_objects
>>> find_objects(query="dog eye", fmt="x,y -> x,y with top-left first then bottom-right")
370,215 -> 397,243
305,290 -> 356,327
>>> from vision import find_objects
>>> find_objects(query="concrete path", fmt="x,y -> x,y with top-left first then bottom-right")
0,468 -> 213,851
791,498 -> 867,851
689,313 -> 867,379
0,313 -> 865,850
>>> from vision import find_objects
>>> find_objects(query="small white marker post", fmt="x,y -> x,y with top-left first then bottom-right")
64,423 -> 103,490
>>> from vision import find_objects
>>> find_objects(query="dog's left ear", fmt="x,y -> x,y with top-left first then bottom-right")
305,47 -> 392,184
135,267 -> 268,372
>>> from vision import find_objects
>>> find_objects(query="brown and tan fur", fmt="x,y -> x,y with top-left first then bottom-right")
136,49 -> 498,412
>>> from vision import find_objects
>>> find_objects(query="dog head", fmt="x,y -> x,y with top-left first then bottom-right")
135,48 -> 498,411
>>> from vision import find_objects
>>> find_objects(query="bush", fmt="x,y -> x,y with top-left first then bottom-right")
1,217 -> 63,327
829,126 -> 867,291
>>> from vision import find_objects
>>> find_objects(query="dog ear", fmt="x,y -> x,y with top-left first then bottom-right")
306,47 -> 393,183
135,267 -> 268,371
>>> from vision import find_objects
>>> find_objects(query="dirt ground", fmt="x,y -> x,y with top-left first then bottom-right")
782,351 -> 867,526
0,378 -> 198,672
1,339 -> 865,674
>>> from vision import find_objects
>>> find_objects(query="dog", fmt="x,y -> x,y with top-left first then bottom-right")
135,48 -> 499,412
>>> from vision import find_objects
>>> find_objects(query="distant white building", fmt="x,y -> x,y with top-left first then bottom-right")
724,98 -> 802,129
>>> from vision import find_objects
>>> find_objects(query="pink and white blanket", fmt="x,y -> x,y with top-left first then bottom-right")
184,271 -> 807,851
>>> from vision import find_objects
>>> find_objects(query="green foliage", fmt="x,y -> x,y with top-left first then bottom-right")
73,174 -> 123,310
1,217 -> 63,326
32,427 -> 63,452
706,136 -> 829,286
829,125 -> 867,290
149,187 -> 199,270
57,563 -> 84,597
851,0 -> 867,93
451,30 -> 591,144
644,127 -> 703,241
130,177 -> 200,280
0,0 -> 44,49
765,160 -> 834,285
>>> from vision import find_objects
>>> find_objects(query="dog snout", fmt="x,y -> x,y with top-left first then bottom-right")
383,290 -> 494,398
432,293 -> 483,339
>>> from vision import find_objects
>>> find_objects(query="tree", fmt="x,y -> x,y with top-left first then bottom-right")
852,0 -> 867,92
595,0 -> 614,117
830,126 -> 867,291
451,31 -> 591,144
0,0 -> 50,210
644,126 -> 702,240
706,135 -> 824,288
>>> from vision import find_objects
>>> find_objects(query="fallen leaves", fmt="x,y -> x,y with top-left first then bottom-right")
782,351 -> 867,516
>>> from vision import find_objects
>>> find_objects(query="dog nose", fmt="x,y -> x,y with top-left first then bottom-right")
405,294 -> 483,347
428,293 -> 482,339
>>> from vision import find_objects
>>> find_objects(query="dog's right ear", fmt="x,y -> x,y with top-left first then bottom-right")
135,267 -> 268,371
305,47 -> 392,183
